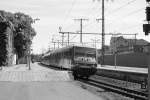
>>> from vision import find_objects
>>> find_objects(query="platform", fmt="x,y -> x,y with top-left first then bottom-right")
97,64 -> 148,74
0,63 -> 103,100
97,64 -> 147,84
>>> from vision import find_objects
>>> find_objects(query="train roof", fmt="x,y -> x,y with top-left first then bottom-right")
42,52 -> 51,58
49,45 -> 96,55
50,46 -> 72,54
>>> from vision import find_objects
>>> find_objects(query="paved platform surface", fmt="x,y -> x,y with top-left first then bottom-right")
0,82 -> 104,100
97,64 -> 148,74
0,63 -> 103,100
0,63 -> 70,82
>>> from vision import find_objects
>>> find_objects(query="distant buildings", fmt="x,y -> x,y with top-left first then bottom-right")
97,36 -> 150,55
110,36 -> 150,53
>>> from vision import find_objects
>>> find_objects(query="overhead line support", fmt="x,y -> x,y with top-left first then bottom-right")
74,18 -> 88,43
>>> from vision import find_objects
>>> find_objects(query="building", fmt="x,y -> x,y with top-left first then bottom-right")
110,36 -> 149,53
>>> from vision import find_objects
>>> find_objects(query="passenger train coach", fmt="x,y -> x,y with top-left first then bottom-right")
41,45 -> 97,79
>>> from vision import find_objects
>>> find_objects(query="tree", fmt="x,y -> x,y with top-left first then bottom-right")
0,22 -> 9,66
0,10 -> 36,65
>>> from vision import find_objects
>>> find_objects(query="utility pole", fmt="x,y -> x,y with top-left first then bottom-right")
26,30 -> 31,70
95,0 -> 105,65
57,40 -> 59,48
102,0 -> 105,65
53,42 -> 56,49
28,33 -> 31,70
52,38 -> 56,50
52,40 -> 61,49
68,32 -> 70,46
101,0 -> 105,65
59,27 -> 65,47
91,37 -> 101,48
26,24 -> 32,70
62,33 -> 64,46
134,33 -> 137,45
144,1 -> 150,99
74,18 -> 88,43
26,18 -> 40,70
52,37 -> 61,49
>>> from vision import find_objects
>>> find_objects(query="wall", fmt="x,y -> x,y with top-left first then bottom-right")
98,52 -> 148,68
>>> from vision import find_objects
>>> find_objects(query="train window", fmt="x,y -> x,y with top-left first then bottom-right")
82,58 -> 83,61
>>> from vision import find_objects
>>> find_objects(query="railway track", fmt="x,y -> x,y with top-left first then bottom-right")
78,77 -> 148,100
40,63 -> 148,99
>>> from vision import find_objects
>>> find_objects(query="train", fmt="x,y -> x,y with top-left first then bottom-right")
41,45 -> 97,79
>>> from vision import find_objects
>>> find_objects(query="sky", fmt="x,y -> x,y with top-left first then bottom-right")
0,0 -> 149,54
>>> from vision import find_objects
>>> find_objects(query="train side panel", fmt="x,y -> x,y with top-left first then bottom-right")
57,58 -> 72,69
41,46 -> 97,79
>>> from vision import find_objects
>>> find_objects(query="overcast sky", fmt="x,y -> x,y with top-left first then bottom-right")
0,0 -> 149,54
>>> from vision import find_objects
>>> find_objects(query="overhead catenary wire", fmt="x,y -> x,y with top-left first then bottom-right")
105,0 -> 137,16
62,0 -> 133,34
121,24 -> 142,34
61,0 -> 77,30
69,34 -> 78,41
61,0 -> 141,31
79,0 -> 144,38
86,0 -> 136,18
106,7 -> 144,32
111,7 -> 144,22
83,0 -> 137,31
58,0 -> 144,49
63,0 -> 99,32
105,0 -> 143,29
106,6 -> 144,28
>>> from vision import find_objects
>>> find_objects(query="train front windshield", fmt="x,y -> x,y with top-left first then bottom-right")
74,50 -> 97,65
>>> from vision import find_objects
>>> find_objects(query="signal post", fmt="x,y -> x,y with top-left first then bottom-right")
144,0 -> 150,99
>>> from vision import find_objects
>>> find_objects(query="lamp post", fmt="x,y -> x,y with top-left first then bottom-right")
27,18 -> 40,70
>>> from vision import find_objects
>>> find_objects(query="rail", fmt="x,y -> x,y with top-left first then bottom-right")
78,78 -> 148,100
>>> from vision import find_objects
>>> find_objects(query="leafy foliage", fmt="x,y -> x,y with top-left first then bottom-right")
0,10 -> 36,58
0,22 -> 8,66
0,10 -> 36,65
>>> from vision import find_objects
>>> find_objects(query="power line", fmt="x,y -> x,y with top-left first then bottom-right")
107,7 -> 144,27
61,0 -> 77,28
74,18 -> 89,43
121,24 -> 141,32
83,1 -> 103,28
124,7 -> 144,17
62,23 -> 76,31
84,1 -> 102,17
106,0 -> 137,15
83,0 -> 140,31
70,35 -> 78,41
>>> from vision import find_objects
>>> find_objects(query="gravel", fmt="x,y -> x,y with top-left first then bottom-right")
75,80 -> 134,100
